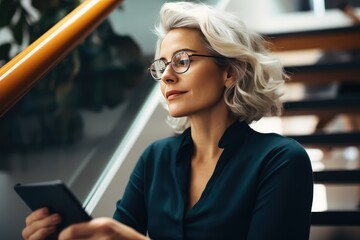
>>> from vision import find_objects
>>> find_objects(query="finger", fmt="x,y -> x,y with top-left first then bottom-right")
59,222 -> 94,239
23,225 -> 57,240
23,214 -> 62,239
25,208 -> 50,225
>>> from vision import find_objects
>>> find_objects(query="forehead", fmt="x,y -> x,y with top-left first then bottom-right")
160,28 -> 207,58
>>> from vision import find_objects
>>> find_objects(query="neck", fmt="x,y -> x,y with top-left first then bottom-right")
189,109 -> 236,162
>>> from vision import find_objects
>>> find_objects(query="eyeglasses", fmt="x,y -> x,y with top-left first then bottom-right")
148,50 -> 225,80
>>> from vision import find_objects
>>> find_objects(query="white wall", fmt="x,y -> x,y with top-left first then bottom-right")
221,0 -> 356,33
108,0 -> 165,55
108,0 -> 218,55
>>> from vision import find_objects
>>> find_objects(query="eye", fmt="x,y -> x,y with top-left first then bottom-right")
153,60 -> 165,69
173,52 -> 190,68
178,59 -> 190,66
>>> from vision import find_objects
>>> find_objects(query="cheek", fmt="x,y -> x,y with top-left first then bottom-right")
194,72 -> 225,96
200,84 -> 224,101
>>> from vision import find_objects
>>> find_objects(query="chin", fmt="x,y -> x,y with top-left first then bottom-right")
167,106 -> 183,117
168,112 -> 185,118
168,109 -> 188,118
168,104 -> 195,118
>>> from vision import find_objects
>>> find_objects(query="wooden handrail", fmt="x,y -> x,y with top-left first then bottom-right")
0,0 -> 123,117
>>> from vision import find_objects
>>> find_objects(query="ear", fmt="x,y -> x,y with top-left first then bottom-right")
223,65 -> 236,88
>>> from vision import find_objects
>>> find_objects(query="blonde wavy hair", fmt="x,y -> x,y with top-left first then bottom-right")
154,2 -> 285,133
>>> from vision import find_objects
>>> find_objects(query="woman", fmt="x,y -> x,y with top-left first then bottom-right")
22,2 -> 313,240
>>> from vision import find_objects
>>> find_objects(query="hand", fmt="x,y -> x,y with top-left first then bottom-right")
22,207 -> 62,240
59,217 -> 148,240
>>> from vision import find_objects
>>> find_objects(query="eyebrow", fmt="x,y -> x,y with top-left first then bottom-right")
175,48 -> 197,54
159,48 -> 198,60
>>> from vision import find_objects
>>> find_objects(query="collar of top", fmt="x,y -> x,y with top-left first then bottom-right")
178,120 -> 249,152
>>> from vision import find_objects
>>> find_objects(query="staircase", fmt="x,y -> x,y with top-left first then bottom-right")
264,25 -> 360,237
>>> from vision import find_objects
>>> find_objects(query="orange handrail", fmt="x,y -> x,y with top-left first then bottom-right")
0,0 -> 123,117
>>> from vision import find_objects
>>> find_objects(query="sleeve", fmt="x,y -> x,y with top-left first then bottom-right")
113,153 -> 148,235
247,140 -> 314,240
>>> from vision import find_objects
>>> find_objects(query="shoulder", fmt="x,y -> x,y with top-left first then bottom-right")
138,130 -> 188,168
241,130 -> 313,193
143,127 -> 191,155
251,128 -> 308,157
142,135 -> 181,157
247,128 -> 311,171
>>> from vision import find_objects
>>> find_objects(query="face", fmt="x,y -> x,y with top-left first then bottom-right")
159,28 -> 229,118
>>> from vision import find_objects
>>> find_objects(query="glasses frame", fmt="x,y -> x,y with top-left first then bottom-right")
148,51 -> 226,80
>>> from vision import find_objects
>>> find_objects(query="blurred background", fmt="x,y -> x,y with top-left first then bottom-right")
0,0 -> 359,239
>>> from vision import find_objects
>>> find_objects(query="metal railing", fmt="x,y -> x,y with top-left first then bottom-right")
0,0 -> 123,117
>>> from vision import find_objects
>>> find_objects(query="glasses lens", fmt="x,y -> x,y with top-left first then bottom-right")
150,60 -> 166,79
172,51 -> 190,73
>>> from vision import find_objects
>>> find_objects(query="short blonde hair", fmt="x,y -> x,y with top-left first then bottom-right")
154,2 -> 285,133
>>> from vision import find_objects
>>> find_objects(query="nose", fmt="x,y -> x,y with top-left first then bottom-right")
161,62 -> 178,84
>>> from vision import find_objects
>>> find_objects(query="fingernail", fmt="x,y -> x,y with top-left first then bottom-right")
52,214 -> 61,223
42,208 -> 49,214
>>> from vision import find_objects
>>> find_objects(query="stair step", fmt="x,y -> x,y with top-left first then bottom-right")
283,96 -> 360,116
284,61 -> 360,85
264,25 -> 360,52
314,170 -> 360,184
288,131 -> 360,147
311,211 -> 360,226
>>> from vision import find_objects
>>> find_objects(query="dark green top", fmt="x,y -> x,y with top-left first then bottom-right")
113,121 -> 313,240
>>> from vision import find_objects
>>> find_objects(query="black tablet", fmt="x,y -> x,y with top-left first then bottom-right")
14,179 -> 92,231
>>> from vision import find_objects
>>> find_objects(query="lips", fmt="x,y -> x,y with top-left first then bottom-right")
166,90 -> 186,99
